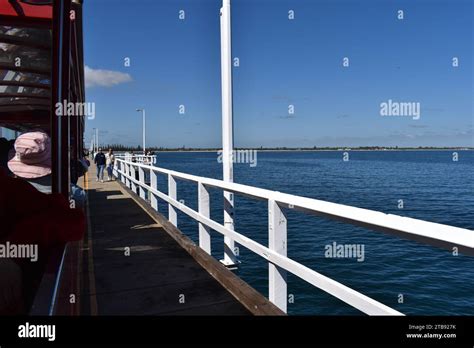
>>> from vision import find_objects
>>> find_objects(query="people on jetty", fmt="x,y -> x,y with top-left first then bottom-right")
70,152 -> 89,207
105,149 -> 115,181
94,148 -> 106,182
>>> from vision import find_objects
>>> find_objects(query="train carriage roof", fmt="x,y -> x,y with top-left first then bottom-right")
0,0 -> 52,19
0,0 -> 52,132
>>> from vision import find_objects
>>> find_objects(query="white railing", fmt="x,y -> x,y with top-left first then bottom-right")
116,153 -> 157,165
112,158 -> 474,316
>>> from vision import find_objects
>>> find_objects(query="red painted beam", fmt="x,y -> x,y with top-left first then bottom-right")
0,0 -> 52,19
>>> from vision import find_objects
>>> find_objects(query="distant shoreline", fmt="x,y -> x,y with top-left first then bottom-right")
111,147 -> 474,153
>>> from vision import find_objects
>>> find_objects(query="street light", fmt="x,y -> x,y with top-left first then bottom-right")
90,131 -> 95,152
92,127 -> 99,153
136,108 -> 146,154
96,128 -> 99,152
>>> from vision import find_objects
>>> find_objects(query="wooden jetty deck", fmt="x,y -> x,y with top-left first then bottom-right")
82,164 -> 283,315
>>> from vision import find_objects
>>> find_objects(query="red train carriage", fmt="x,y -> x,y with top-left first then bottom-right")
0,0 -> 85,315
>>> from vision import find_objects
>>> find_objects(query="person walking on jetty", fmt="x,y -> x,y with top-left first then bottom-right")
105,149 -> 115,181
94,148 -> 106,182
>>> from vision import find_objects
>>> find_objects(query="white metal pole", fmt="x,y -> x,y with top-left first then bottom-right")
137,109 -> 146,154
220,0 -> 238,267
96,128 -> 99,152
93,128 -> 97,153
143,109 -> 146,154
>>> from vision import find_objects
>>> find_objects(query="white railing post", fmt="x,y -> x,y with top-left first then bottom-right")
198,182 -> 211,254
131,165 -> 137,193
168,174 -> 177,226
268,199 -> 287,313
125,162 -> 130,188
116,162 -> 120,180
138,167 -> 146,200
150,170 -> 158,211
120,161 -> 125,184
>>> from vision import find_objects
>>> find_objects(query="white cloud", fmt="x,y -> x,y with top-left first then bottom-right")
84,65 -> 132,88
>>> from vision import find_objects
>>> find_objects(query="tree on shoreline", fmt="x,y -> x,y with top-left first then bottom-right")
95,144 -> 473,152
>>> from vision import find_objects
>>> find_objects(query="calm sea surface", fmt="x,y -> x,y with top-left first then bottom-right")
150,150 -> 474,315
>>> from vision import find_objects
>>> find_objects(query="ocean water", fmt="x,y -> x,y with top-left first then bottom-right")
149,150 -> 474,315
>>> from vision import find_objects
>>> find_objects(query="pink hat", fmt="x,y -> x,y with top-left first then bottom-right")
8,131 -> 52,179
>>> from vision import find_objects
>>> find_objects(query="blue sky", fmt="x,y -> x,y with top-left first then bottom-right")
83,0 -> 473,148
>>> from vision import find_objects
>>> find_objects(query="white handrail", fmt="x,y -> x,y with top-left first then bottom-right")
113,158 -> 474,315
115,154 -> 157,164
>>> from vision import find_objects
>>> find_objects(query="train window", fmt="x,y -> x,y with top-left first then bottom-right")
0,22 -> 52,193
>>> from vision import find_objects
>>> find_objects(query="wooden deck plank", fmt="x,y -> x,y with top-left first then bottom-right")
84,164 -> 253,315
118,170 -> 285,316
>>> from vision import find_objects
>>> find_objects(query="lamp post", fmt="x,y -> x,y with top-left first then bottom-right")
92,128 -> 99,153
90,131 -> 95,153
220,0 -> 238,267
136,108 -> 146,154
96,128 -> 99,152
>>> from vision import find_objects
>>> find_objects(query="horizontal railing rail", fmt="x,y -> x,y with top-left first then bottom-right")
115,153 -> 157,165
113,158 -> 474,316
